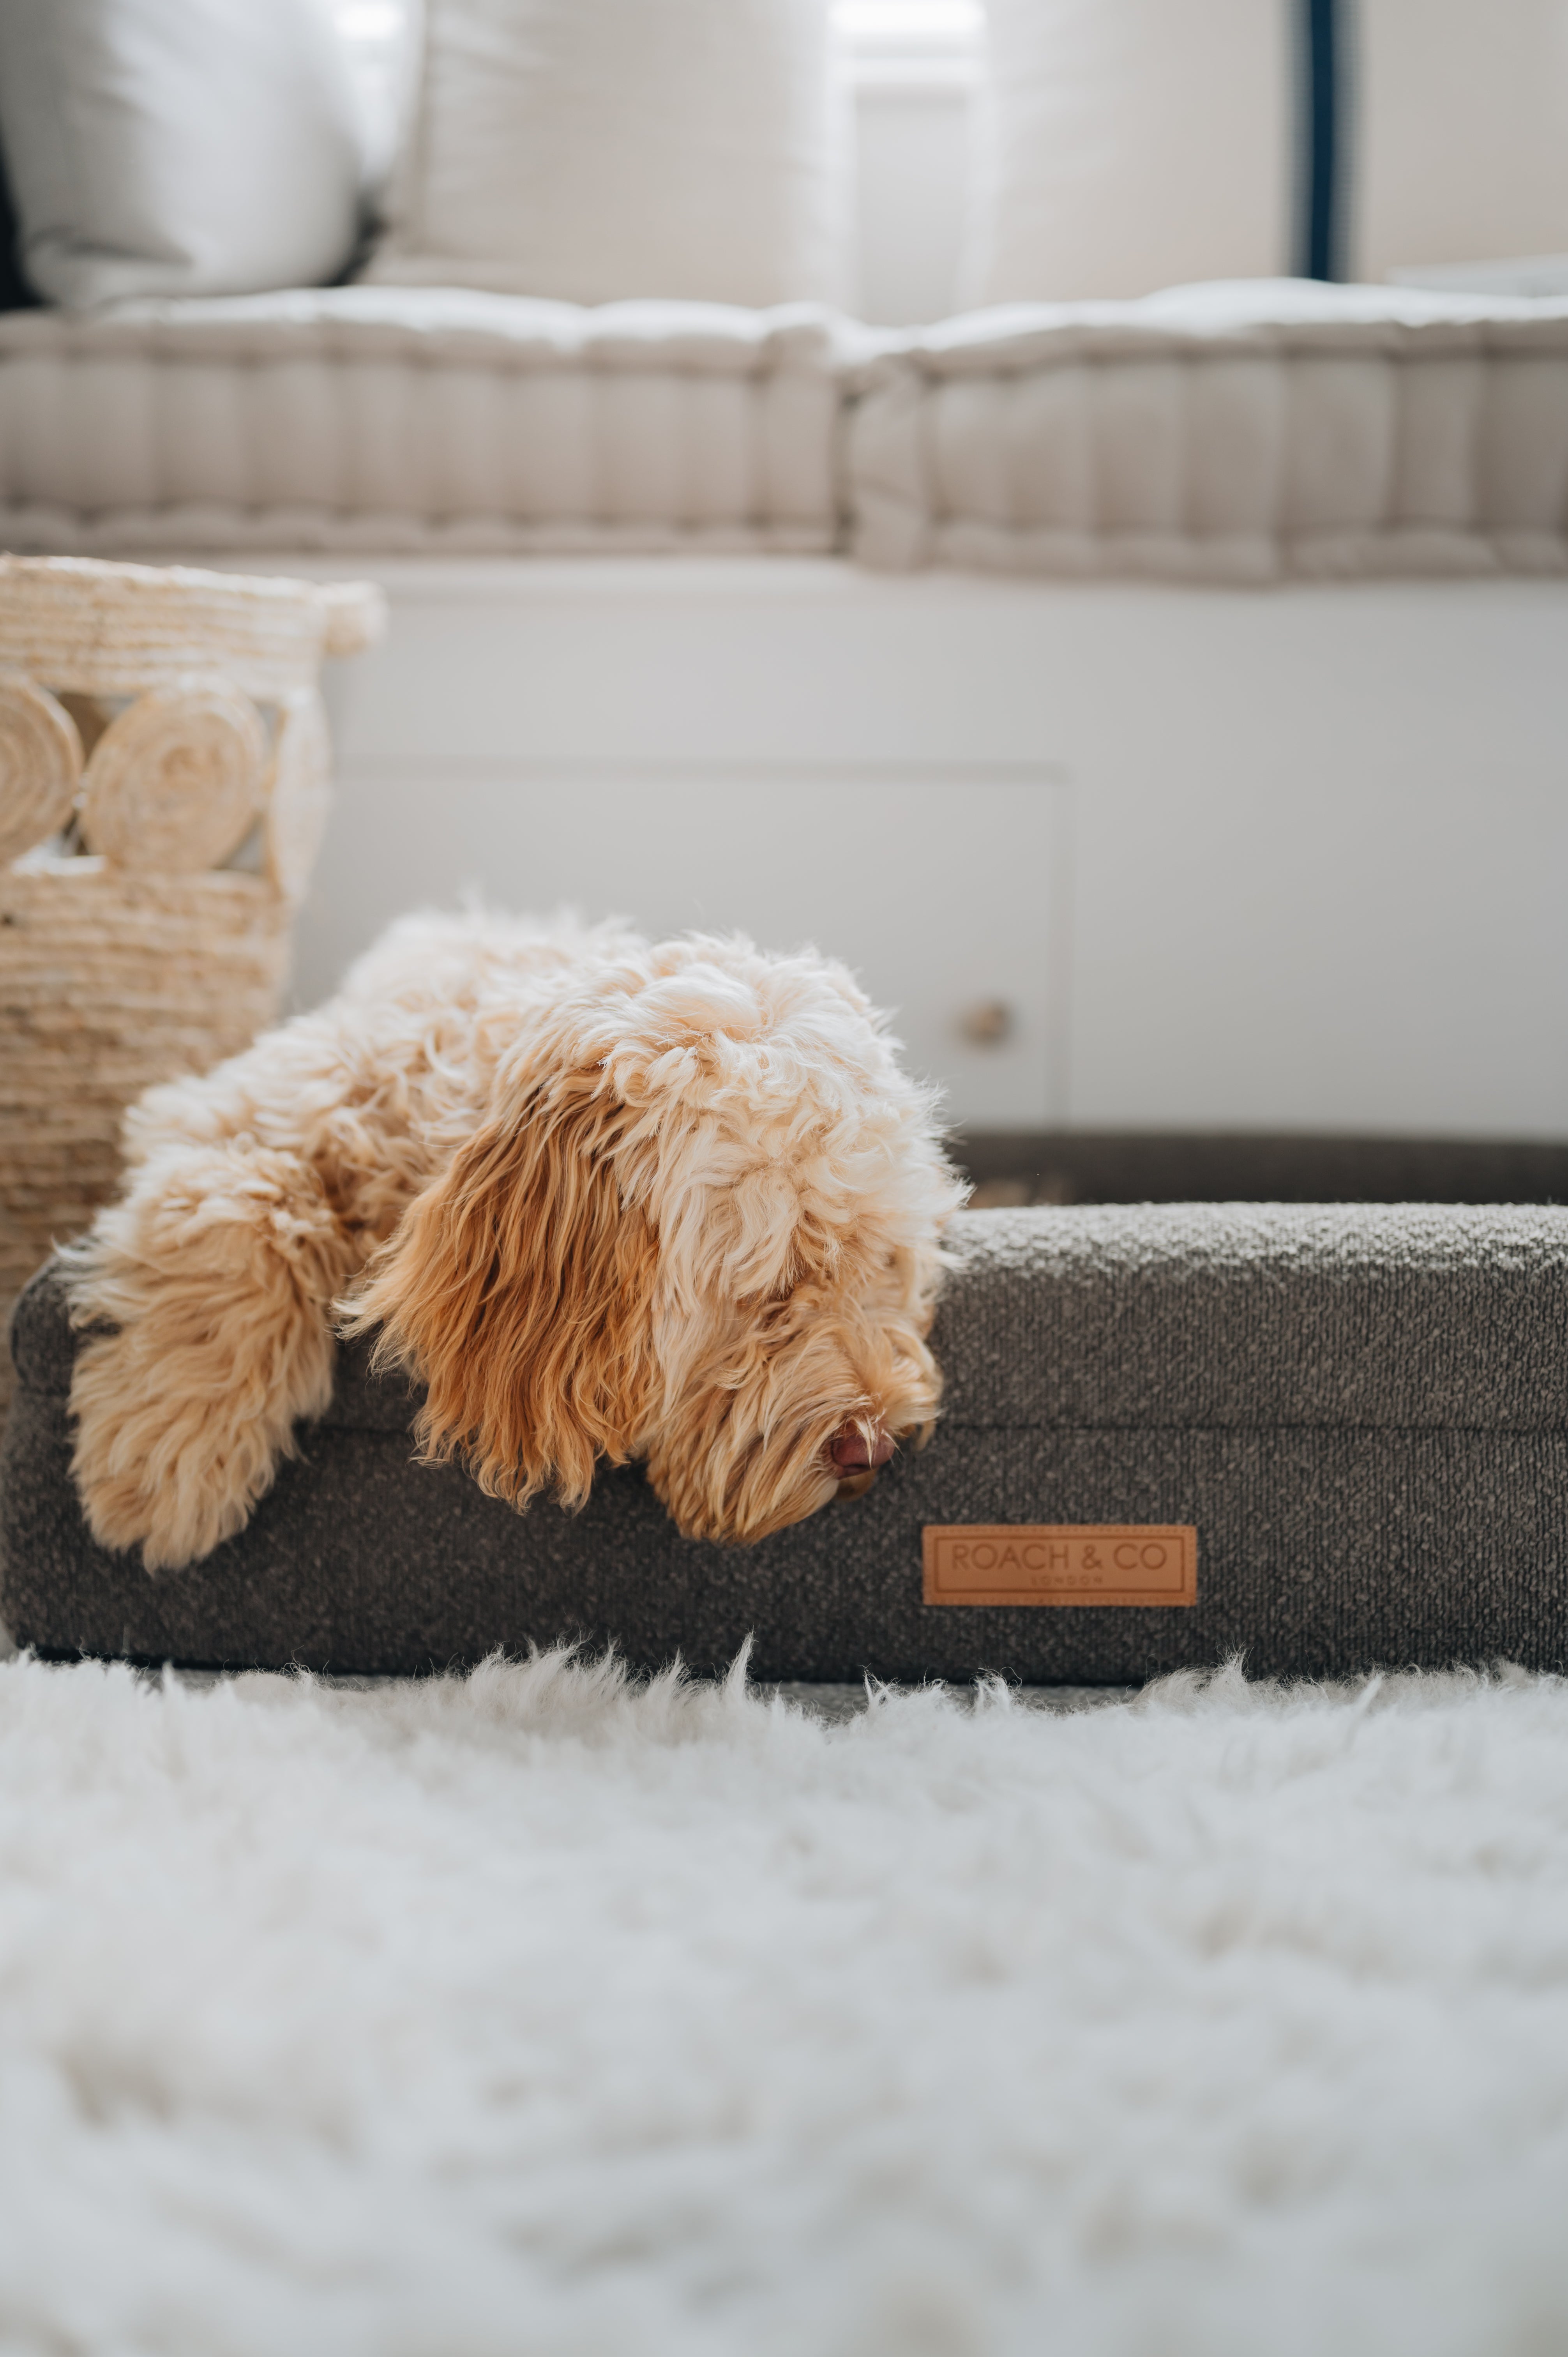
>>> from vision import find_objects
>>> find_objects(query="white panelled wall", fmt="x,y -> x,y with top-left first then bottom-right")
305,559 -> 1568,1140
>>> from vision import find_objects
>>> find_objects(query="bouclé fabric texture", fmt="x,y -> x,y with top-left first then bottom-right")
6,1203 -> 1568,1681
2,1648 -> 1568,2352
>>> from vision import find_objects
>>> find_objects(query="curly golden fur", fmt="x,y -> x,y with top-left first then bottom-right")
63,912 -> 966,1571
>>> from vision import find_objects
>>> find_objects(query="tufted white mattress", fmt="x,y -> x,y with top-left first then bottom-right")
849,280 -> 1568,581
0,287 -> 852,557
2,280 -> 1566,578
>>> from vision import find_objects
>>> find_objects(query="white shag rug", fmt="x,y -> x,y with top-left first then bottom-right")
3,1648 -> 1568,2356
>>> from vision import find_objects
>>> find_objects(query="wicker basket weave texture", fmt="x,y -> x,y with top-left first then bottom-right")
0,556 -> 383,1414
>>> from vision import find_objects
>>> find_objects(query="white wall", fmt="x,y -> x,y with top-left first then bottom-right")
306,560 -> 1568,1140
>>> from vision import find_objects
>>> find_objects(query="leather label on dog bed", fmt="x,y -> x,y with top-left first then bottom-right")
922,1526 -> 1197,1607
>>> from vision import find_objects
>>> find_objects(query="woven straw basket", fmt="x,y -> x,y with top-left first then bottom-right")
0,555 -> 383,1413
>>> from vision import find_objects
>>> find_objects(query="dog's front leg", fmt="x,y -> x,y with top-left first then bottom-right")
63,1143 -> 360,1572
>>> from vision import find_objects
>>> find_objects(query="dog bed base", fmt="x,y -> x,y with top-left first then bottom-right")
5,1206 -> 1567,1682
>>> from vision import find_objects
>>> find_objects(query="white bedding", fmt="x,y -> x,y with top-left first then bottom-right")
0,288 -> 851,556
850,279 -> 1568,580
2,279 -> 1566,579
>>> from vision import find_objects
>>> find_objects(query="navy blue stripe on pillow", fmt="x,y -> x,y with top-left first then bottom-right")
1296,0 -> 1349,281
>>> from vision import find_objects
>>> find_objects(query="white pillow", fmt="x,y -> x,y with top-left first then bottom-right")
969,0 -> 1568,304
0,0 -> 366,311
367,0 -> 842,308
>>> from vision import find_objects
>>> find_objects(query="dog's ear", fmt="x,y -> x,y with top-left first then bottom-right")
342,1075 -> 658,1512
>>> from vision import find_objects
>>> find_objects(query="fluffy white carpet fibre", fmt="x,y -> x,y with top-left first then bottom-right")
3,1648 -> 1568,2356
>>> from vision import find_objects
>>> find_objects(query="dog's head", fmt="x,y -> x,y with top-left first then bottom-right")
345,936 -> 966,1544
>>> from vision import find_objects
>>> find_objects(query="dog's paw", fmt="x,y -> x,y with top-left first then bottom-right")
70,1330 -> 282,1573
62,1145 -> 348,1573
74,1457 -> 253,1573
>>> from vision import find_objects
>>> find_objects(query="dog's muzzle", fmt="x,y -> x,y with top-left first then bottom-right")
829,1422 -> 895,1500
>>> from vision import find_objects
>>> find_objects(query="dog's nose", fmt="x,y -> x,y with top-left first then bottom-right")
828,1423 -> 895,1474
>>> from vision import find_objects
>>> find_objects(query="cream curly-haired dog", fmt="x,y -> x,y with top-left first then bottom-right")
63,911 -> 965,1571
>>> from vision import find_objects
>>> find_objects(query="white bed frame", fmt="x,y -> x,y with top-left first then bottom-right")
298,558 -> 1568,1140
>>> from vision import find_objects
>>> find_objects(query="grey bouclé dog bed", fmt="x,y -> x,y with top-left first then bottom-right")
4,1205 -> 1567,1681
